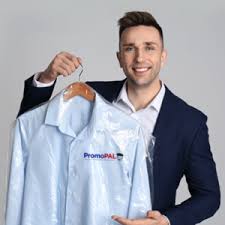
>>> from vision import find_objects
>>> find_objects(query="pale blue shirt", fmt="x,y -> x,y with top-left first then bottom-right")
113,81 -> 170,225
6,91 -> 151,225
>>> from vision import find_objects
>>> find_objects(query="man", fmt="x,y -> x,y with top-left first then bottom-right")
18,11 -> 220,225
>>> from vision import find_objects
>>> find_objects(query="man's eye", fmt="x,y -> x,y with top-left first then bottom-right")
146,46 -> 155,51
125,47 -> 134,51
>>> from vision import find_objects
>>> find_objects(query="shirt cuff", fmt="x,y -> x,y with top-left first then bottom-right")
33,73 -> 55,87
163,215 -> 171,225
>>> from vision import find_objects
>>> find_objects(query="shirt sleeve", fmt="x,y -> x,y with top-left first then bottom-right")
17,75 -> 56,117
33,73 -> 55,87
127,128 -> 152,219
5,119 -> 27,225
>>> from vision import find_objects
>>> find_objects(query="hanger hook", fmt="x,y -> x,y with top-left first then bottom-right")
78,63 -> 83,82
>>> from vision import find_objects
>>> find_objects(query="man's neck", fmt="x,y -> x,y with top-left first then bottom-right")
126,79 -> 162,111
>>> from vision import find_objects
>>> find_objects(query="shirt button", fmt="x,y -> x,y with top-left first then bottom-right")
67,189 -> 72,196
69,167 -> 76,175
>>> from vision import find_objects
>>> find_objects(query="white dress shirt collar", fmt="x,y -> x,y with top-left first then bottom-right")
115,80 -> 165,113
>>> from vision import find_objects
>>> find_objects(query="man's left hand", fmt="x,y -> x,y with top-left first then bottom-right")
112,210 -> 169,225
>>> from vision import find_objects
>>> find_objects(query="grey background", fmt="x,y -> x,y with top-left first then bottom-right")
0,0 -> 224,224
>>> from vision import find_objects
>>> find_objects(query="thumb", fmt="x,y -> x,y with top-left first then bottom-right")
146,210 -> 162,219
112,215 -> 130,225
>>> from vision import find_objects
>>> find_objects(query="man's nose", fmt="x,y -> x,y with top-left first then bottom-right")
135,49 -> 144,63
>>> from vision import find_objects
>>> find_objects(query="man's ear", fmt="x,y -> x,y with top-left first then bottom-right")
160,49 -> 168,68
116,51 -> 122,68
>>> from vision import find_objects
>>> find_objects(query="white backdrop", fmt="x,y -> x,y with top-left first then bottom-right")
0,0 -> 224,224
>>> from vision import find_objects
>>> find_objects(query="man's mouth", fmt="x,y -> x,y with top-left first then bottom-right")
132,67 -> 151,72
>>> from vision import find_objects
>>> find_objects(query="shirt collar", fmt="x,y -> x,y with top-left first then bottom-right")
115,80 -> 165,113
44,90 -> 115,137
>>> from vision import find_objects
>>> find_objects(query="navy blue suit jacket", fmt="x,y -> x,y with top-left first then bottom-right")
18,76 -> 220,225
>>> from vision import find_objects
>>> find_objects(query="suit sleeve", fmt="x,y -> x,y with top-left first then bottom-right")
163,118 -> 220,225
5,120 -> 28,225
17,75 -> 56,117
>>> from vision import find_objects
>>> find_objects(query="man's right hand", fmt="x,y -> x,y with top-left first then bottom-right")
38,52 -> 82,83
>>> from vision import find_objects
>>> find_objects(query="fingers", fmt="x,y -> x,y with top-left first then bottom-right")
146,210 -> 162,220
61,52 -> 82,66
61,52 -> 81,68
146,211 -> 169,224
112,215 -> 131,225
41,51 -> 83,83
112,215 -> 153,225
54,52 -> 82,76
61,56 -> 77,71
77,57 -> 82,65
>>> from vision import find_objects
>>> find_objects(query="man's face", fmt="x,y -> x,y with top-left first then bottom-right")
117,25 -> 167,89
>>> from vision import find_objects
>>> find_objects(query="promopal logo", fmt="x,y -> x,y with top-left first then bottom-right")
84,153 -> 123,160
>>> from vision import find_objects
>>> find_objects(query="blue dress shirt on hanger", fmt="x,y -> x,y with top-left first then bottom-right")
6,90 -> 152,225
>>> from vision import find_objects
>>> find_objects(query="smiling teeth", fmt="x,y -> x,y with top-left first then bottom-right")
134,68 -> 148,72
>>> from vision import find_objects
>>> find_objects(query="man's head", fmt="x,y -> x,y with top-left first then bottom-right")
118,11 -> 164,48
117,11 -> 167,90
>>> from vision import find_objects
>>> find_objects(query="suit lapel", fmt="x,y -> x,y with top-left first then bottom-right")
152,87 -> 177,208
153,86 -> 175,158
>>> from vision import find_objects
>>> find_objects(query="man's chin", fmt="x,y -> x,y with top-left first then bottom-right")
128,78 -> 153,88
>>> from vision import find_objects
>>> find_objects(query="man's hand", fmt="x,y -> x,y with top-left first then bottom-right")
112,210 -> 169,225
38,51 -> 82,83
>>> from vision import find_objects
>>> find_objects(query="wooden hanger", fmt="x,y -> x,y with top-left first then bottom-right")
63,82 -> 95,101
63,64 -> 95,101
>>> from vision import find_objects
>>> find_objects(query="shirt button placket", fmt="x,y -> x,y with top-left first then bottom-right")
65,138 -> 81,225
65,139 -> 76,225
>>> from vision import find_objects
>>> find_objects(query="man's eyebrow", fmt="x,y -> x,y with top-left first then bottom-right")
145,42 -> 158,46
122,43 -> 135,46
122,42 -> 159,47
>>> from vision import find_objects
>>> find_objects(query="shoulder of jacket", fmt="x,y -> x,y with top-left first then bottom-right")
86,79 -> 125,101
166,87 -> 207,125
17,102 -> 48,130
